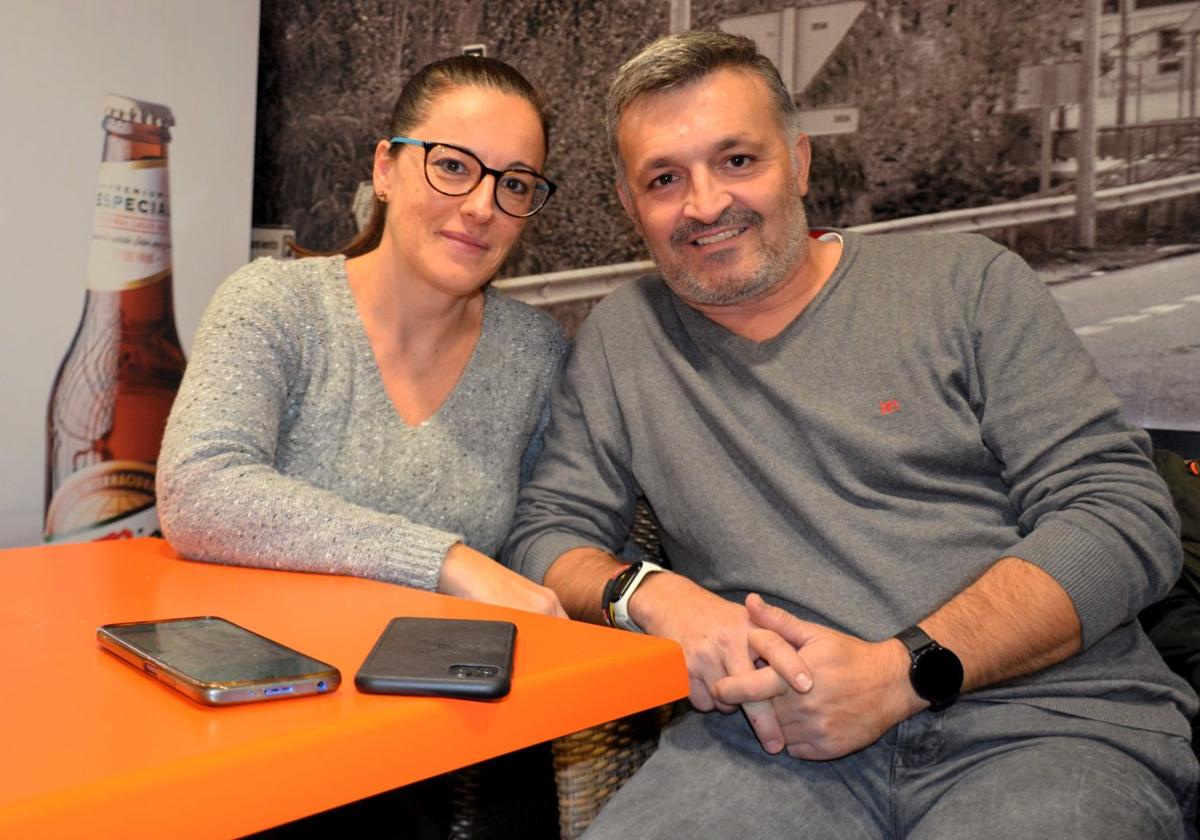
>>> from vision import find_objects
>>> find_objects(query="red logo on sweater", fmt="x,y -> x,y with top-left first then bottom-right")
879,399 -> 901,415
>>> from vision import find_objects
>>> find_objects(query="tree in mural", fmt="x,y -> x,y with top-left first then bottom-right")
254,0 -> 663,274
256,0 -> 1092,273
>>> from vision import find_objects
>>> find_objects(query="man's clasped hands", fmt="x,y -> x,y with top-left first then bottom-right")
635,573 -> 923,761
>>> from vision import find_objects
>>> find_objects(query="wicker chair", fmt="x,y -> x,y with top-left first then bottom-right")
448,500 -> 675,840
447,743 -> 559,839
550,704 -> 675,839
549,499 -> 677,839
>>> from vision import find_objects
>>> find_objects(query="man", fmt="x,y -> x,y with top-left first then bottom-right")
504,31 -> 1197,837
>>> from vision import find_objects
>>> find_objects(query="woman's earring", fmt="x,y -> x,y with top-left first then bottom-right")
376,191 -> 388,203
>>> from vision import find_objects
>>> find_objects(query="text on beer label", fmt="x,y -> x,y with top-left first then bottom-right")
88,161 -> 171,292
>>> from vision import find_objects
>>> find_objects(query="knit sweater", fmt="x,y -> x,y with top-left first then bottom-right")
505,231 -> 1194,736
158,255 -> 565,591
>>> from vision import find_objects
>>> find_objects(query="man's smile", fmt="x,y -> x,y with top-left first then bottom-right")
693,227 -> 747,247
671,208 -> 763,248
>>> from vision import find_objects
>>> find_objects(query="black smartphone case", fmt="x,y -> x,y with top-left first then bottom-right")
355,617 -> 516,700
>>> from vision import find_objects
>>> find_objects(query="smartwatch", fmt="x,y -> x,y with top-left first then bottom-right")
894,625 -> 963,711
601,560 -> 664,632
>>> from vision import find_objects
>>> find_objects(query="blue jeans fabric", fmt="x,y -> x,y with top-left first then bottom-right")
583,701 -> 1198,839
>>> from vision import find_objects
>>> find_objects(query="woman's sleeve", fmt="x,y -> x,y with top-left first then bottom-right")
156,264 -> 460,591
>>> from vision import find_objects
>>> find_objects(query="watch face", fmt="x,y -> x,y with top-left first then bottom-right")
911,645 -> 964,703
609,565 -> 638,602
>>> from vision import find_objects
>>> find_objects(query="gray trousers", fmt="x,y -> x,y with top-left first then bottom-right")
583,700 -> 1198,839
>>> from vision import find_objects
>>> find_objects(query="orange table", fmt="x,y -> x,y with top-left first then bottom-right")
0,538 -> 687,838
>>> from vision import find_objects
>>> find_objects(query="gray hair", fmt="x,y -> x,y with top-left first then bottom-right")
605,30 -> 798,177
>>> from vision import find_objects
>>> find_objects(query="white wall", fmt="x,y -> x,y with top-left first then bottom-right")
0,0 -> 260,546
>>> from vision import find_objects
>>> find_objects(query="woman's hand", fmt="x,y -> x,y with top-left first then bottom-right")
438,543 -> 568,618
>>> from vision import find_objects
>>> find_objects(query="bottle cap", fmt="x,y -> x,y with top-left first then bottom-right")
102,94 -> 175,128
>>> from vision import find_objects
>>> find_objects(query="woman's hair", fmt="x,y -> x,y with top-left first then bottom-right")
298,56 -> 550,259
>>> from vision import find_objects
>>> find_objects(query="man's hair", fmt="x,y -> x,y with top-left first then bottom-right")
605,30 -> 797,177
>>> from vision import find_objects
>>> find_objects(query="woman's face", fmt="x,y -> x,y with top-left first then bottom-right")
373,86 -> 546,299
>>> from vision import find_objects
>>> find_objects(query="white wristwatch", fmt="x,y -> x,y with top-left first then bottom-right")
602,560 -> 665,632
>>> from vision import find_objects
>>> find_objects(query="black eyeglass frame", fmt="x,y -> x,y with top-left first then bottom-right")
389,136 -> 557,218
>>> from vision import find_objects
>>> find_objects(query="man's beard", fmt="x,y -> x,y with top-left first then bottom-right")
645,192 -> 809,308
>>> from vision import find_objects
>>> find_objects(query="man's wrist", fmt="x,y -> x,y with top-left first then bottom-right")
627,569 -> 689,635
544,547 -> 633,624
884,638 -> 928,718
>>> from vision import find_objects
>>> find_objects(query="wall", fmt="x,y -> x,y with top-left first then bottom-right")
0,0 -> 261,546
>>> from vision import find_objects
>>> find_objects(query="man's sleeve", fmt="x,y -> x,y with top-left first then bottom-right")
502,318 -> 639,583
970,247 -> 1182,648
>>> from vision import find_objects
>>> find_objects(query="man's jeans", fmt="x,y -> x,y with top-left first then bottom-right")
583,700 -> 1198,839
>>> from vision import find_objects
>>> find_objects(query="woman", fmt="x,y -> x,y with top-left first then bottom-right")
157,56 -> 566,616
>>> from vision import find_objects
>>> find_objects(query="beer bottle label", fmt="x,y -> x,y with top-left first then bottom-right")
89,160 -> 171,291
44,459 -> 160,544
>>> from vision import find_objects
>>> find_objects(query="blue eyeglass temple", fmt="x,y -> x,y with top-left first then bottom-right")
390,136 -> 423,148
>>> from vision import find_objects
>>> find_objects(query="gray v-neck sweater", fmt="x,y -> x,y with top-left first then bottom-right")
506,231 -> 1193,736
158,255 -> 565,590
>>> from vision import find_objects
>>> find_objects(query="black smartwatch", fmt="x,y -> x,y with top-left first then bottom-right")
894,625 -> 963,711
601,560 -> 664,632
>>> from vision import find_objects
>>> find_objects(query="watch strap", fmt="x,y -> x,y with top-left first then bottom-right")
895,624 -> 936,654
600,564 -> 632,628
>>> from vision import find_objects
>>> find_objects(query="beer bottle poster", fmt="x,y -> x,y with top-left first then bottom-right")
44,96 -> 187,544
0,0 -> 258,549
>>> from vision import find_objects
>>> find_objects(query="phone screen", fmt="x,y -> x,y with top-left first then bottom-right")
104,617 -> 331,683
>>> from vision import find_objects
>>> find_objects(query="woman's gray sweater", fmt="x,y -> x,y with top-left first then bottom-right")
157,255 -> 565,590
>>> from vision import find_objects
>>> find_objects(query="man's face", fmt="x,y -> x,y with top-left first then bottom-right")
615,68 -> 811,308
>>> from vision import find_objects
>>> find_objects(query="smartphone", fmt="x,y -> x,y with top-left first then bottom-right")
97,616 -> 341,706
355,617 -> 516,700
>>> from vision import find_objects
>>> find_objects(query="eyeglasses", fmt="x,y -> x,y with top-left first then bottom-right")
389,136 -> 557,218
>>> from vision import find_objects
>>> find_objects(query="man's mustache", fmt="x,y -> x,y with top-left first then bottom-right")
670,208 -> 763,247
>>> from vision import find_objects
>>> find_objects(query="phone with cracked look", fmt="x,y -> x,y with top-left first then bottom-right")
97,616 -> 341,706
